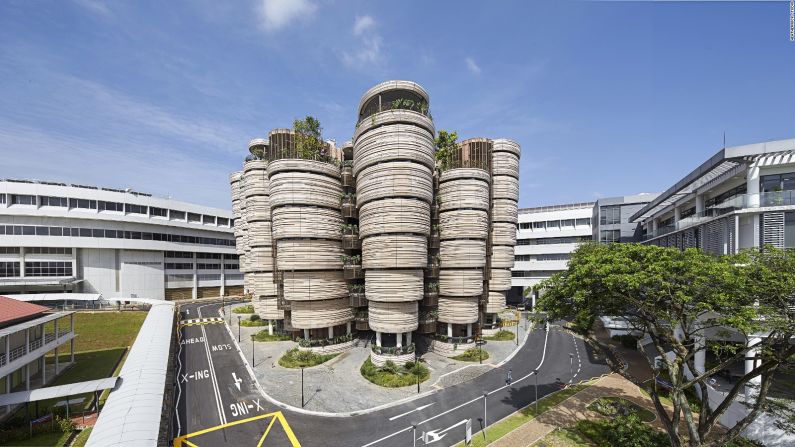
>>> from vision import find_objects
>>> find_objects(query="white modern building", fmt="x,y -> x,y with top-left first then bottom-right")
511,202 -> 594,306
0,179 -> 242,300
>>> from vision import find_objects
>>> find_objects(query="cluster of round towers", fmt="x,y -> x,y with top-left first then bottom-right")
231,80 -> 520,364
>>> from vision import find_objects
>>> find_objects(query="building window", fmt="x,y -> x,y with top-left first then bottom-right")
514,255 -> 532,262
150,207 -> 168,217
546,220 -> 560,229
0,247 -> 20,254
217,217 -> 229,227
170,210 -> 186,220
680,207 -> 696,219
705,184 -> 747,208
24,261 -> 73,277
518,222 -> 530,230
196,263 -> 220,270
0,262 -> 20,277
0,225 -> 234,247
165,251 -> 193,259
532,222 -> 545,230
69,198 -> 97,209
99,201 -> 124,212
786,212 -> 795,248
187,213 -> 201,223
600,205 -> 621,225
25,247 -> 72,255
560,219 -> 575,228
196,253 -> 221,259
125,203 -> 147,214
224,263 -> 239,270
11,194 -> 36,205
600,229 -> 620,243
761,172 -> 795,193
202,215 -> 216,225
537,253 -> 570,261
0,194 -> 5,204
40,196 -> 68,207
575,218 -> 591,227
165,262 -> 193,270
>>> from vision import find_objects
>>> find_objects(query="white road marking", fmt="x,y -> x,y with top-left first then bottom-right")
363,328 -> 552,447
232,372 -> 242,391
388,402 -> 435,421
421,419 -> 469,444
198,304 -> 228,425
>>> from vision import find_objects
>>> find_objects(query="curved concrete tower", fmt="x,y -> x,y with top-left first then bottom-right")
266,129 -> 353,341
354,80 -> 434,361
243,139 -> 282,327
437,138 -> 491,339
488,139 -> 521,315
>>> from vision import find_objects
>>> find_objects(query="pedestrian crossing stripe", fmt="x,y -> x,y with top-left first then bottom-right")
179,317 -> 225,327
173,411 -> 300,447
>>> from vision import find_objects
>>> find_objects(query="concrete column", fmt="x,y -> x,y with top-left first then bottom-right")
447,323 -> 453,338
745,336 -> 763,399
41,355 -> 46,384
25,363 -> 29,391
695,194 -> 705,213
328,326 -> 334,339
531,290 -> 537,311
220,259 -> 226,297
376,331 -> 382,347
70,338 -> 74,363
25,328 -> 29,356
674,206 -> 682,226
303,329 -> 310,340
406,331 -> 412,346
192,253 -> 198,300
346,322 -> 351,335
396,332 -> 402,349
747,163 -> 760,208
268,320 -> 274,336
55,346 -> 59,375
466,324 -> 472,338
5,371 -> 9,412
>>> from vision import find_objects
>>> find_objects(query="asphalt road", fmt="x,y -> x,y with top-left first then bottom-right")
172,302 -> 610,447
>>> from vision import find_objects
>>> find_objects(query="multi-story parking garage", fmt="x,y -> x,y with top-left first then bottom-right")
231,80 -> 520,364
0,180 -> 242,300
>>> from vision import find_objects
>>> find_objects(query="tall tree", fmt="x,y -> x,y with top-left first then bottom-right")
538,243 -> 795,447
293,116 -> 324,160
434,130 -> 458,171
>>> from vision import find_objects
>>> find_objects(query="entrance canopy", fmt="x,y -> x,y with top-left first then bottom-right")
0,377 -> 118,407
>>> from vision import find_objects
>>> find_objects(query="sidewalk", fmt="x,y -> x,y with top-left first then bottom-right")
491,373 -> 660,447
224,303 -> 533,413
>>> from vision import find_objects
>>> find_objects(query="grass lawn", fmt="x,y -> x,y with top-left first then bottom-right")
45,311 -> 146,353
71,427 -> 92,447
360,358 -> 430,388
451,347 -> 490,362
46,348 -> 126,413
0,430 -> 71,447
278,348 -> 338,368
240,319 -> 267,327
533,427 -> 593,447
456,379 -> 595,447
232,304 -> 254,314
252,331 -> 292,342
484,330 -> 515,341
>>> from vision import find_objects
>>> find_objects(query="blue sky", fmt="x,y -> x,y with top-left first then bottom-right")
1,0 -> 793,209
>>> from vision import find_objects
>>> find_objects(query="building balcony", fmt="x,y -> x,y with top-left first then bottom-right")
341,165 -> 354,187
425,262 -> 440,278
645,190 -> 795,240
344,264 -> 364,280
342,233 -> 361,250
349,292 -> 367,307
421,291 -> 438,306
342,202 -> 358,218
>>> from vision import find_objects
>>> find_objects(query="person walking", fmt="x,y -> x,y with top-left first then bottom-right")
506,368 -> 513,386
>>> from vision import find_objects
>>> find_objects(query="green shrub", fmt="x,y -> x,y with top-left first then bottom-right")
252,331 -> 291,342
360,358 -> 430,387
576,414 -> 668,447
451,348 -> 489,362
57,415 -> 75,433
278,348 -> 338,368
249,314 -> 261,322
240,319 -> 267,327
232,304 -> 254,314
586,397 -> 656,422
570,310 -> 595,335
484,330 -> 515,341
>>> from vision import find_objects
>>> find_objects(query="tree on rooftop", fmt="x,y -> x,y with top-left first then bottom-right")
293,116 -> 324,160
537,242 -> 795,447
434,130 -> 458,171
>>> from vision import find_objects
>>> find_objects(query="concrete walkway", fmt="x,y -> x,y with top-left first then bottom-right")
224,304 -> 532,413
491,373 -> 661,447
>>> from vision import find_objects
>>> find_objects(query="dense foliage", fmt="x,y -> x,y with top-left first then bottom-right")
538,243 -> 795,447
360,358 -> 430,387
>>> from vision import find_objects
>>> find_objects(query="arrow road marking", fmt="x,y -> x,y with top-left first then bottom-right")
388,402 -> 436,421
232,372 -> 242,391
422,419 -> 469,445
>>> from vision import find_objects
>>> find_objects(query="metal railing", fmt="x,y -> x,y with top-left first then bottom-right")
645,190 -> 795,239
0,353 -> 5,367
9,345 -> 26,362
29,338 -> 42,351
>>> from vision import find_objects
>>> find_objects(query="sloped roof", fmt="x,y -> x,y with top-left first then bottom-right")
0,296 -> 50,326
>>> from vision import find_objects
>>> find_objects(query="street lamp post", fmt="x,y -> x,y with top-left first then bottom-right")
569,353 -> 574,379
412,424 -> 417,447
483,392 -> 488,441
251,334 -> 255,367
301,366 -> 305,408
237,316 -> 241,342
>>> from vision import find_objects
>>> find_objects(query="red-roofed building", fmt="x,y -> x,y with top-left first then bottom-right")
1,296 -> 74,419
0,296 -> 49,328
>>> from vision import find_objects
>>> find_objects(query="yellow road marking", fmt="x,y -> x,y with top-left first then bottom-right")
257,413 -> 278,447
173,411 -> 300,447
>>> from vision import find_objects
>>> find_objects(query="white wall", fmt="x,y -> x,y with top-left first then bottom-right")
79,248 -> 119,298
120,250 -> 164,300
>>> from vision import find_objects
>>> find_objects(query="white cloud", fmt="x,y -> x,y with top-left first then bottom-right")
465,57 -> 482,75
342,16 -> 382,69
353,15 -> 375,36
257,0 -> 317,32
72,0 -> 111,16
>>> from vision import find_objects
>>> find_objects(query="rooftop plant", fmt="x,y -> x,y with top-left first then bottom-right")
434,130 -> 458,171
